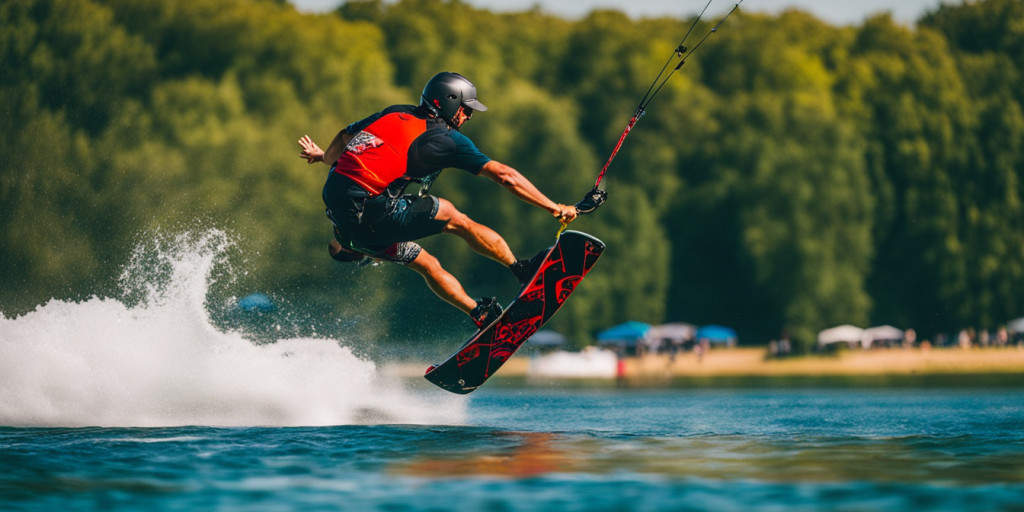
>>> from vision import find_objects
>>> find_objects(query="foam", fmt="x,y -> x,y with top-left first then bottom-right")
0,230 -> 464,427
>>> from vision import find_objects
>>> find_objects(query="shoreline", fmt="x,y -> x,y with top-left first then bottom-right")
388,346 -> 1024,387
626,346 -> 1024,377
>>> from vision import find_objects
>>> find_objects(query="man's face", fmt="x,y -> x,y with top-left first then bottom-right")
455,105 -> 473,128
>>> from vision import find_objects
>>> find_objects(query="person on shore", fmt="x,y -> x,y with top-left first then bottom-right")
298,72 -> 577,328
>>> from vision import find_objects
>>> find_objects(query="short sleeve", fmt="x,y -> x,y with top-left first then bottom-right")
408,129 -> 491,178
446,131 -> 491,174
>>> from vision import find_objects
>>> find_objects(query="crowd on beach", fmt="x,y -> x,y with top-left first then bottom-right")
600,324 -> 1024,360
934,326 -> 1023,350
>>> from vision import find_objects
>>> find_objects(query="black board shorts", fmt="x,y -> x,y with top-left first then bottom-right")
326,189 -> 446,265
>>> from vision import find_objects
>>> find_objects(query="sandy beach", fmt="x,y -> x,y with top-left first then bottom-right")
626,346 -> 1024,378
392,346 -> 1024,387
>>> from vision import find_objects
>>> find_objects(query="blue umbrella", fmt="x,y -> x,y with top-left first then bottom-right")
237,293 -> 275,313
696,324 -> 737,345
597,321 -> 652,346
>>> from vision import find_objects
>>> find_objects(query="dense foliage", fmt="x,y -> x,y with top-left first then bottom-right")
2,0 -> 1023,350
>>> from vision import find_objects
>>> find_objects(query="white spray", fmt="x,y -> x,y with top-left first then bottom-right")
0,229 -> 465,427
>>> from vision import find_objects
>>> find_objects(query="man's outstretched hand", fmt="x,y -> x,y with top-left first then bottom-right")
298,135 -> 324,164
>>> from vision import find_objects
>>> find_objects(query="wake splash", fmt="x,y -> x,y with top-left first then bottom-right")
0,230 -> 465,427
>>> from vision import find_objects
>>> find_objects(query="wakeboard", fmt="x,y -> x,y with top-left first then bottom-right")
424,230 -> 605,394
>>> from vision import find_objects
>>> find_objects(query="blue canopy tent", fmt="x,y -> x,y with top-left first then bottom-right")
237,293 -> 275,313
597,321 -> 652,350
696,324 -> 737,346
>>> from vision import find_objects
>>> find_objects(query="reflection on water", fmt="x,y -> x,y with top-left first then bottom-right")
391,430 -> 1024,485
396,432 -> 576,478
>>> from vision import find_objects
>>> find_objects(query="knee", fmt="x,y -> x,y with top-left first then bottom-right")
435,199 -> 469,232
442,208 -> 474,235
409,250 -> 442,275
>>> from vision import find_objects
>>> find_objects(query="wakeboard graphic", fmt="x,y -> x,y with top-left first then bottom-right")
424,230 -> 604,394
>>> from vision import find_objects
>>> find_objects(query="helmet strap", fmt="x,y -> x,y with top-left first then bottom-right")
421,95 -> 461,131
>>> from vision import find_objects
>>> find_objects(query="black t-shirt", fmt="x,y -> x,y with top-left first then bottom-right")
342,104 -> 491,182
324,105 -> 493,224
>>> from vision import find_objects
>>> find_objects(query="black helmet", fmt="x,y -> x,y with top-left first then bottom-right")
420,72 -> 488,127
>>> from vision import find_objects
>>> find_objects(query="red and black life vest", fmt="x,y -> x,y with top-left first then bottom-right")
332,112 -> 428,196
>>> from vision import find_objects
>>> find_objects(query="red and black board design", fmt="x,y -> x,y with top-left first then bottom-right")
424,230 -> 605,394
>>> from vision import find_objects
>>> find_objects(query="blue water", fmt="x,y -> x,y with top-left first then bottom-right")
3,231 -> 1023,510
3,387 -> 1024,512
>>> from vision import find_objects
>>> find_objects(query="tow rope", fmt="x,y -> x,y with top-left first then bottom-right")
569,0 -> 745,225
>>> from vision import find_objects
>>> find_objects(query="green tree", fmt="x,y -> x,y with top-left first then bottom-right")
5,0 -> 1024,350
921,0 -> 1024,77
667,11 -> 873,347
0,0 -> 157,134
848,16 -> 978,336
0,0 -> 157,311
919,0 -> 1024,328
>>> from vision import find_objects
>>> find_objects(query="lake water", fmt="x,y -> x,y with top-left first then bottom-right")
3,388 -> 1024,511
3,230 -> 1023,510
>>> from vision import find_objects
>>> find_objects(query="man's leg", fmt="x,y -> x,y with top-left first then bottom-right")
435,198 -> 516,267
406,248 -> 477,314
407,249 -> 503,327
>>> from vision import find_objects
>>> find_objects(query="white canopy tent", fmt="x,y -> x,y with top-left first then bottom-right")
647,323 -> 697,350
1007,317 -> 1024,334
817,324 -> 866,349
863,325 -> 904,348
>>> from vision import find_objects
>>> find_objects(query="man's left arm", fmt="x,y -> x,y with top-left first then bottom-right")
479,160 -> 578,223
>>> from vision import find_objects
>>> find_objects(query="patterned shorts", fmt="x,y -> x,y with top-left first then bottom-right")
330,194 -> 445,265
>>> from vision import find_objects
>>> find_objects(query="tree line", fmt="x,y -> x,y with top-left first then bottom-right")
2,0 -> 1023,351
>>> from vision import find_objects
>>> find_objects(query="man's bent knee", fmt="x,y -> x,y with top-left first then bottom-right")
440,208 -> 477,237
408,250 -> 441,275
434,198 -> 467,229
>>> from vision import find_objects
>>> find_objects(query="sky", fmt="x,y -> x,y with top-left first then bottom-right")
289,0 -> 950,26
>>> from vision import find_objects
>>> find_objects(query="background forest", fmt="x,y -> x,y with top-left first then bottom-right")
3,0 -> 1024,352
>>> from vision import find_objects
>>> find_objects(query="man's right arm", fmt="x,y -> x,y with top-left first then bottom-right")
298,129 -> 351,165
303,109 -> 386,165
322,129 -> 353,165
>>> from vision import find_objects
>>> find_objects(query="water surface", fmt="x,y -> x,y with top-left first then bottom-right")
3,232 -> 1022,510
3,388 -> 1023,511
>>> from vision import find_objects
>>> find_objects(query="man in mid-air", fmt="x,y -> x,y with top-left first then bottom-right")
299,72 -> 577,328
